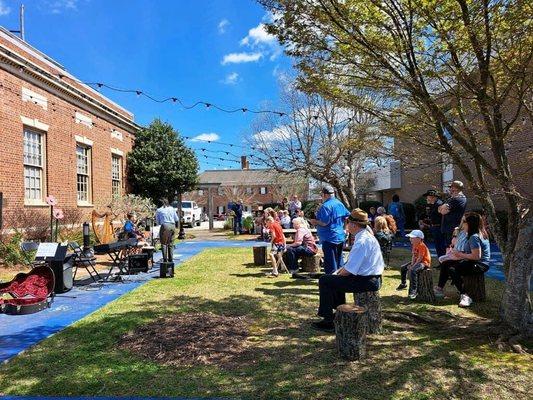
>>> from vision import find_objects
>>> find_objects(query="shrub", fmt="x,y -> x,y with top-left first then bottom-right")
223,217 -> 233,230
403,202 -> 417,229
359,200 -> 383,213
0,232 -> 26,267
242,216 -> 254,233
301,200 -> 320,218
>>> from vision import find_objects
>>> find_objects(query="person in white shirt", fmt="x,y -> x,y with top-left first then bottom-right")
288,194 -> 302,219
313,208 -> 384,331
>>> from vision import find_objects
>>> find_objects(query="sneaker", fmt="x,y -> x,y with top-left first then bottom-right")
408,292 -> 417,300
311,319 -> 335,332
396,283 -> 408,290
266,272 -> 279,278
459,294 -> 473,307
434,286 -> 445,299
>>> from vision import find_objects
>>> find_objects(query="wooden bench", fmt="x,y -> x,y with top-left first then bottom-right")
282,228 -> 318,239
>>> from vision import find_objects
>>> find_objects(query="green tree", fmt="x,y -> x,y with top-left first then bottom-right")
127,119 -> 199,202
261,0 -> 532,337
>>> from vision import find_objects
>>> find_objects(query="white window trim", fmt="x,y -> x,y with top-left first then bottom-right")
20,116 -> 49,131
76,144 -> 93,206
110,148 -> 124,156
75,135 -> 94,147
75,111 -> 93,129
21,87 -> 48,110
22,128 -> 47,206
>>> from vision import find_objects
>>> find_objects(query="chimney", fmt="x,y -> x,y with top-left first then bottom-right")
241,156 -> 249,170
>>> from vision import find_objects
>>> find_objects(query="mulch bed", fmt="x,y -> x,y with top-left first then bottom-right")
119,312 -> 250,366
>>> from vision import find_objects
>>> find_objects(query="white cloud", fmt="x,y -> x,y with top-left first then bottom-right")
218,19 -> 229,34
191,133 -> 220,142
221,52 -> 263,65
253,126 -> 292,148
0,0 -> 11,16
240,20 -> 282,61
221,72 -> 239,85
44,0 -> 79,14
240,23 -> 276,47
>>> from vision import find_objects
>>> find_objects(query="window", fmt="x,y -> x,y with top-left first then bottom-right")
260,187 -> 267,195
198,189 -> 204,196
218,187 -> 224,195
111,155 -> 122,197
76,145 -> 92,203
246,187 -> 253,195
23,128 -> 45,202
218,205 -> 225,214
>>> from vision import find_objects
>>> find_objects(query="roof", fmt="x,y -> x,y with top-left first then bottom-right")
199,169 -> 298,186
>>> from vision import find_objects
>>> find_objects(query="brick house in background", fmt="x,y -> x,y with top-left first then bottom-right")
186,166 -> 310,215
0,27 -> 138,223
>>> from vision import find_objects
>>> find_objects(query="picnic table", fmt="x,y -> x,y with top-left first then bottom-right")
282,228 -> 319,243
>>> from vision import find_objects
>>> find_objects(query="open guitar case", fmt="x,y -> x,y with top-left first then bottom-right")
0,265 -> 55,315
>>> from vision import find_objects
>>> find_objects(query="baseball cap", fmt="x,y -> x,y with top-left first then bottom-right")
322,185 -> 335,194
406,230 -> 424,239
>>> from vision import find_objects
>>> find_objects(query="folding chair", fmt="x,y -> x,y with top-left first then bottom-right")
68,241 -> 102,283
20,242 -> 46,268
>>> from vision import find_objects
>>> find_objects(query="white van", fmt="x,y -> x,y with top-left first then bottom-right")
172,200 -> 202,227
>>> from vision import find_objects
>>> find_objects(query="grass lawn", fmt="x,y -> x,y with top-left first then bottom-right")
0,247 -> 531,399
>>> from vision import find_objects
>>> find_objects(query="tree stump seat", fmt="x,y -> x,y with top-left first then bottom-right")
300,252 -> 322,272
463,273 -> 486,302
334,304 -> 368,361
353,290 -> 382,334
253,246 -> 267,266
415,268 -> 436,303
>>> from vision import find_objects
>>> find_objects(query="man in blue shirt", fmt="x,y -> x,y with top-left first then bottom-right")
155,198 -> 179,262
309,185 -> 350,274
230,199 -> 244,235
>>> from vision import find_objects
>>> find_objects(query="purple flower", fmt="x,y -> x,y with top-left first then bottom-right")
46,195 -> 58,206
53,208 -> 64,220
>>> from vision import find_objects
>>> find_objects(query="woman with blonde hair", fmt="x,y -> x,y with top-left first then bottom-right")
373,216 -> 393,249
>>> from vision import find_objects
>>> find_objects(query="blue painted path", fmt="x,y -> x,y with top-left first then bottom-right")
0,238 -> 508,365
0,240 -> 259,364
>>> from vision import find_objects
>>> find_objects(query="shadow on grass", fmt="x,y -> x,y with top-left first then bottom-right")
1,291 -> 517,400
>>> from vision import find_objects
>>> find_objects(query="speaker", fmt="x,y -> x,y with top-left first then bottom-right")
159,261 -> 174,278
128,254 -> 150,274
51,254 -> 74,294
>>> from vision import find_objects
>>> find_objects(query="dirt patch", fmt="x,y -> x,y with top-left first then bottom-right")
119,312 -> 250,366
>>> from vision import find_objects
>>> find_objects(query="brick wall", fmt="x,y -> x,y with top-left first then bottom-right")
0,69 -> 135,220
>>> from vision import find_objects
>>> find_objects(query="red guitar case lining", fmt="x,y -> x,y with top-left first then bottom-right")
0,265 -> 55,315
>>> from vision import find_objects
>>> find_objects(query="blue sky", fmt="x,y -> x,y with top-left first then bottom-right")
0,0 -> 293,171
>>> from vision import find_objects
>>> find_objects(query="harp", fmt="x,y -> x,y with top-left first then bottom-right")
91,210 -> 115,244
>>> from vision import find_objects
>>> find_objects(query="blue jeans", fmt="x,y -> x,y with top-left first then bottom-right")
233,216 -> 242,234
318,274 -> 381,321
321,241 -> 344,274
430,226 -> 446,257
400,262 -> 427,296
285,245 -> 316,272
396,217 -> 406,238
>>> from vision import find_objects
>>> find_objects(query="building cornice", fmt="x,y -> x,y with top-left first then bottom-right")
0,44 -> 140,134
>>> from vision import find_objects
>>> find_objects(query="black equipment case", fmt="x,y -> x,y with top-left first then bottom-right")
159,261 -> 174,278
0,265 -> 55,315
128,253 -> 150,274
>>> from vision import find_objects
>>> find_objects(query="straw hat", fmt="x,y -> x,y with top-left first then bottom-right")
348,208 -> 370,225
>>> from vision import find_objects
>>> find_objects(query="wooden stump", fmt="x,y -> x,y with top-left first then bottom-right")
463,274 -> 486,302
334,304 -> 368,361
416,268 -> 436,303
253,246 -> 267,266
301,253 -> 321,272
353,291 -> 382,334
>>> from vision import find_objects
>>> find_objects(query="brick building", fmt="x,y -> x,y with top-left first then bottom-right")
0,28 -> 138,221
186,168 -> 310,215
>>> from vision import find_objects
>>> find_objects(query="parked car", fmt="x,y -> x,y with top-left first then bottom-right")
171,200 -> 202,227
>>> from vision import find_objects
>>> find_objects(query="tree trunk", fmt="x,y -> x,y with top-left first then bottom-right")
416,268 -> 436,303
463,274 -> 486,302
353,291 -> 382,334
253,246 -> 267,266
301,253 -> 321,272
500,210 -> 533,336
334,304 -> 368,361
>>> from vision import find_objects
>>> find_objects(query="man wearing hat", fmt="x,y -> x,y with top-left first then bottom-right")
313,208 -> 384,331
309,185 -> 350,274
422,189 -> 446,257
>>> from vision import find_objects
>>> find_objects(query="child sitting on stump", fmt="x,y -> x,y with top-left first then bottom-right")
396,230 -> 431,299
